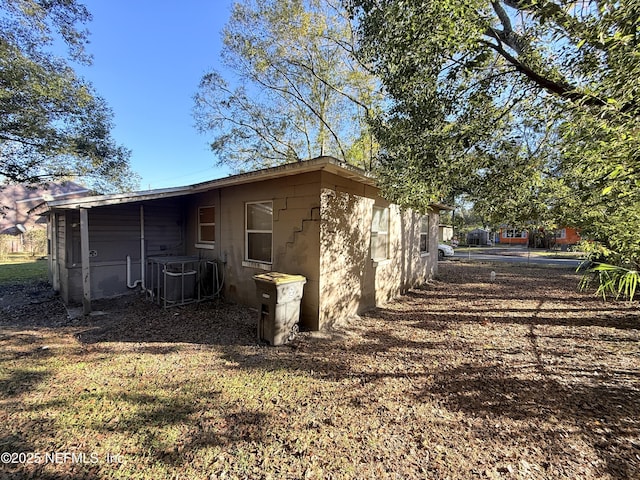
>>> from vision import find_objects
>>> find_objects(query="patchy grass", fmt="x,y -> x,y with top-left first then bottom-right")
0,258 -> 48,284
0,263 -> 638,479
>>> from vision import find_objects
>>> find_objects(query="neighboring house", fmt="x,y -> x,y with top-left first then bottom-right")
552,227 -> 581,247
0,181 -> 91,253
497,227 -> 529,245
43,157 -> 447,330
497,226 -> 580,248
438,224 -> 453,243
466,228 -> 491,246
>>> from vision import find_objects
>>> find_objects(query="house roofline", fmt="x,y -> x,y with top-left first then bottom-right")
42,156 -> 452,212
45,156 -> 377,210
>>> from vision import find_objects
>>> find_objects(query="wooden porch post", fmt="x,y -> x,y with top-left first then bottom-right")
50,211 -> 60,291
80,208 -> 91,315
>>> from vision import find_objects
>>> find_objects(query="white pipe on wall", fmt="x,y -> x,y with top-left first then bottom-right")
126,205 -> 146,290
126,255 -> 141,289
140,205 -> 145,289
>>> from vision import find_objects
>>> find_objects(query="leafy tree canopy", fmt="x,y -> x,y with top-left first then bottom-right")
0,0 -> 138,192
194,0 -> 382,172
348,0 -> 639,267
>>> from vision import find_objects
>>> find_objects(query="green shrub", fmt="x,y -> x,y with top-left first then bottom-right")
0,229 -> 47,261
579,262 -> 639,302
24,228 -> 47,256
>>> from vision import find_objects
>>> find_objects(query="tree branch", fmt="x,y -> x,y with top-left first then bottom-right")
250,61 -> 349,160
479,38 -> 607,108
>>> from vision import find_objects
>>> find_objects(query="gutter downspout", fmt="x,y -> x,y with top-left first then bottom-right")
50,210 -> 60,292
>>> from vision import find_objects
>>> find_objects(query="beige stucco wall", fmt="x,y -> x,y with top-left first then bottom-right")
318,171 -> 438,329
186,171 -> 323,329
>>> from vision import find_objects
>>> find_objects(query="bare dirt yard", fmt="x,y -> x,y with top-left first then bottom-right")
0,262 -> 639,479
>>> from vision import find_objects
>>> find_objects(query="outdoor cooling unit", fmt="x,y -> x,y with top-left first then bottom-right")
146,256 -> 222,308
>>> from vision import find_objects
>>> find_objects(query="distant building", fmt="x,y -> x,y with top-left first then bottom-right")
496,226 -> 580,248
551,227 -> 581,249
497,227 -> 529,245
0,182 -> 91,253
466,228 -> 491,246
439,224 -> 453,243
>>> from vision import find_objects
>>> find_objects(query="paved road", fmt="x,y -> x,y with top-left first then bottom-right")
449,251 -> 584,268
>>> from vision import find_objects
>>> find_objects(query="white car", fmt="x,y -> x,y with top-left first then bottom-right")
438,243 -> 455,260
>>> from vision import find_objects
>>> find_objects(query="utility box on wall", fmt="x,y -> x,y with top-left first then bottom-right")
253,272 -> 306,346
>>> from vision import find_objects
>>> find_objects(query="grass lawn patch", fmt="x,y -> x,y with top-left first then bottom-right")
0,258 -> 48,284
0,263 -> 638,479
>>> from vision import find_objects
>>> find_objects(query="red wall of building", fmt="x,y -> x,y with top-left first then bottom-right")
555,227 -> 581,245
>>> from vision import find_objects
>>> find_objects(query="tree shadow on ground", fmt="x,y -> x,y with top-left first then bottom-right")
1,373 -> 273,472
421,362 -> 640,479
3,263 -> 639,478
0,433 -> 102,480
213,296 -> 640,478
0,282 -> 261,348
0,368 -> 50,400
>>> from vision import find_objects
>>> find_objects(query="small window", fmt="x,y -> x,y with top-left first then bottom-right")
503,228 -> 525,238
420,215 -> 429,253
371,206 -> 389,261
198,206 -> 215,244
246,201 -> 273,263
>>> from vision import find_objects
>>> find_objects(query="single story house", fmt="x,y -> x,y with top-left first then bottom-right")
497,226 -> 580,248
497,227 -> 529,245
466,228 -> 491,246
43,157 -> 447,330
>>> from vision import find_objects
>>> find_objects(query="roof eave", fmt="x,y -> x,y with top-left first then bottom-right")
46,157 -> 377,210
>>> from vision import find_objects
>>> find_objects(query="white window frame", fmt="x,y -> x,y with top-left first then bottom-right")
196,205 -> 215,249
371,206 -> 390,261
503,228 -> 526,238
245,201 -> 273,265
420,215 -> 430,254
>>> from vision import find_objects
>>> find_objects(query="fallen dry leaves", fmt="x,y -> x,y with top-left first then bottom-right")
0,262 -> 638,479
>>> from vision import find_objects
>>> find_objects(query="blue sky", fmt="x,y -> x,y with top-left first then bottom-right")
75,1 -> 235,190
